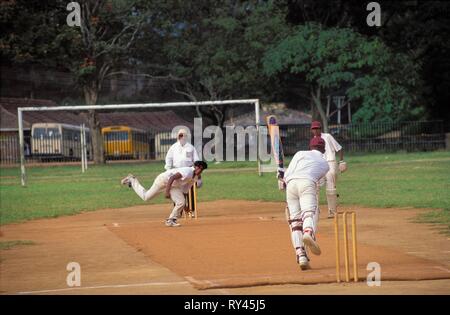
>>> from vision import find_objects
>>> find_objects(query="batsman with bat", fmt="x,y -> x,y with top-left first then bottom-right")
280,137 -> 329,270
268,116 -> 329,270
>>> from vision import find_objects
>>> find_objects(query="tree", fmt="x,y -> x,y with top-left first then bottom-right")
282,0 -> 450,129
73,1 -> 150,163
151,0 -> 289,125
263,23 -> 422,131
374,1 -> 450,129
1,0 -> 148,163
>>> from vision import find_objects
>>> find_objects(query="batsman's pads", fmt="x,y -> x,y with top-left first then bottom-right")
338,161 -> 347,173
326,189 -> 338,213
288,213 -> 304,250
314,205 -> 320,233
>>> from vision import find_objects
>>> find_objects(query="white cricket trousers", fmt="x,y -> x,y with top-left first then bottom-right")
286,178 -> 319,258
130,174 -> 186,219
325,161 -> 338,214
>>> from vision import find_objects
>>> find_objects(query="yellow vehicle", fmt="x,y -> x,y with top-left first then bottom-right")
31,123 -> 90,161
102,126 -> 150,159
154,131 -> 176,160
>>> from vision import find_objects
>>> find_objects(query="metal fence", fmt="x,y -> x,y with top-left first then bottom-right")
0,128 -> 177,165
0,121 -> 446,165
279,120 -> 446,155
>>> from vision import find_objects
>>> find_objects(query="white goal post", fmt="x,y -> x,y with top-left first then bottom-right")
17,99 -> 264,186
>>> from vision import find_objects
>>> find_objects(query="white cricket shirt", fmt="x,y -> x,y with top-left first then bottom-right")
165,141 -> 200,170
163,166 -> 198,193
284,150 -> 329,184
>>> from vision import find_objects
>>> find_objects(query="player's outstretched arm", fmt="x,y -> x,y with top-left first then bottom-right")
338,148 -> 344,162
338,149 -> 347,173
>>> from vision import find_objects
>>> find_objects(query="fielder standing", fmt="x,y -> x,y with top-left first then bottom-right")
121,161 -> 208,227
165,128 -> 202,217
310,121 -> 347,218
279,137 -> 329,270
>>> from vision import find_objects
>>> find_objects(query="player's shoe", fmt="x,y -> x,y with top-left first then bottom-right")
303,229 -> 321,256
327,210 -> 335,219
165,218 -> 181,227
120,174 -> 135,187
298,254 -> 310,270
299,257 -> 310,270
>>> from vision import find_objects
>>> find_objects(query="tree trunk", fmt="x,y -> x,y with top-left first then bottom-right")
110,77 -> 118,101
311,85 -> 329,133
83,84 -> 105,164
310,98 -> 320,121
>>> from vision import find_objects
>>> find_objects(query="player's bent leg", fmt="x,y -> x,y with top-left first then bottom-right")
299,182 -> 321,256
166,188 -> 185,227
326,162 -> 338,218
314,182 -> 321,232
286,181 -> 307,267
326,188 -> 337,218
287,209 -> 310,269
288,214 -> 304,258
130,177 -> 164,202
121,174 -> 135,186
302,211 -> 321,256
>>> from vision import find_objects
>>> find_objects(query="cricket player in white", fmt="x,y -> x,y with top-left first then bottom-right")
165,129 -> 200,169
279,137 -> 329,270
310,121 -> 347,218
120,161 -> 207,227
165,128 -> 202,216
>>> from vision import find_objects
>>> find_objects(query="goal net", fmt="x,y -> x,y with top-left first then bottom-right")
15,99 -> 277,186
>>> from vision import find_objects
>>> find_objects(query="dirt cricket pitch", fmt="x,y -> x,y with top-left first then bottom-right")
1,200 -> 449,294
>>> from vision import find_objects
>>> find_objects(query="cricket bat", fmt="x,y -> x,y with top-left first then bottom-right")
266,115 -> 285,179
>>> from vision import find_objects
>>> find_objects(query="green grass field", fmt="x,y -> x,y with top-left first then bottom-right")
1,151 -> 449,232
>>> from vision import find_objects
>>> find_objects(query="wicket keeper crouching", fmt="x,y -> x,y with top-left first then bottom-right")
278,137 -> 329,270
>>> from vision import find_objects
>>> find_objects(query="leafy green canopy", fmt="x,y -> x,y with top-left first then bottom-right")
161,1 -> 288,99
263,23 -> 424,123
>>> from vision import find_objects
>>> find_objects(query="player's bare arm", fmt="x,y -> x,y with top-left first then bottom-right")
165,173 -> 182,198
338,149 -> 344,162
338,149 -> 347,173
